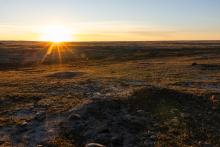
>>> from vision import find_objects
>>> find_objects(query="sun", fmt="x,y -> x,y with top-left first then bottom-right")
40,26 -> 73,43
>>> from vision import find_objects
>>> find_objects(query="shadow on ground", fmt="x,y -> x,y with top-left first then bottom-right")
47,71 -> 84,79
54,86 -> 220,147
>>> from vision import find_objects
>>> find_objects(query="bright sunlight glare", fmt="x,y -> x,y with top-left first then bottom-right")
40,26 -> 73,42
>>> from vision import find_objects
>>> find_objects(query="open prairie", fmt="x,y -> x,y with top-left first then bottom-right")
0,41 -> 220,146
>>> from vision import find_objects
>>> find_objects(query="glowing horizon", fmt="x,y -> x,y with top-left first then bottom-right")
0,0 -> 220,41
39,26 -> 73,42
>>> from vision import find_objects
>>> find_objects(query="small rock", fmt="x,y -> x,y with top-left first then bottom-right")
68,113 -> 81,120
152,123 -> 159,127
111,135 -> 123,145
180,113 -> 190,118
96,125 -> 109,134
171,117 -> 179,122
21,121 -> 28,126
30,105 -> 35,109
144,130 -> 154,136
85,143 -> 106,147
149,135 -> 156,140
105,93 -> 112,97
192,62 -> 197,66
136,110 -> 145,116
94,92 -> 101,96
67,94 -> 72,98
170,108 -> 179,114
35,112 -> 46,121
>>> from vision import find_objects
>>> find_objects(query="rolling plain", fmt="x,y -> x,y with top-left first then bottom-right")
0,41 -> 220,146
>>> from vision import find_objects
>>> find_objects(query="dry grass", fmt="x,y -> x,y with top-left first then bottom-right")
0,41 -> 220,146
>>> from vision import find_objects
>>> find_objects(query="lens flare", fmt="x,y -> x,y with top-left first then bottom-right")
40,26 -> 73,42
40,42 -> 74,64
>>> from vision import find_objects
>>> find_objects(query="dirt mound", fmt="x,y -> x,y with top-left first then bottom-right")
58,87 -> 220,147
60,99 -> 153,147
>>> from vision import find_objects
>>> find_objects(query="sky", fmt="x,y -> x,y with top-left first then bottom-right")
0,0 -> 220,41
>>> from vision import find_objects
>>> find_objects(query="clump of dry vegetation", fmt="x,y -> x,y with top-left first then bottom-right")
128,87 -> 220,146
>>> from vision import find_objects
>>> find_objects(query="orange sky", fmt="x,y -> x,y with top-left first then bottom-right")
1,0 -> 220,41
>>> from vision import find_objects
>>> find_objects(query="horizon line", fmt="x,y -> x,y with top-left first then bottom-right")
1,40 -> 220,43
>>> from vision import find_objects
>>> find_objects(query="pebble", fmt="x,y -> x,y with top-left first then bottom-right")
180,113 -> 190,118
171,117 -> 179,123
21,121 -> 28,126
68,113 -> 81,120
35,112 -> 46,121
192,62 -> 197,66
136,109 -> 145,115
149,135 -> 156,140
85,143 -> 106,147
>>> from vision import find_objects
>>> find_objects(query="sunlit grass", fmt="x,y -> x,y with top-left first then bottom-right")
41,42 -> 73,64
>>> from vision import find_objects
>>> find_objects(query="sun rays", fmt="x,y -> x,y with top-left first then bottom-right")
40,42 -> 73,64
38,26 -> 75,64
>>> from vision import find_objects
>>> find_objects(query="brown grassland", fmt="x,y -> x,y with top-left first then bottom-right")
0,41 -> 220,146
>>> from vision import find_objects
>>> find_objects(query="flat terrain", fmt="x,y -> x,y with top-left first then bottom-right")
0,41 -> 220,147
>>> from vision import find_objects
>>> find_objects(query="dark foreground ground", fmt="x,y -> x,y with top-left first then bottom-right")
0,41 -> 220,147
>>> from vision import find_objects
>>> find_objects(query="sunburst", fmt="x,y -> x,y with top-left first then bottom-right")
40,42 -> 74,64
39,26 -> 76,64
40,26 -> 73,43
